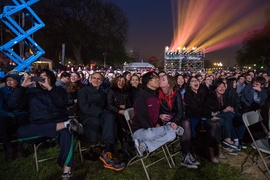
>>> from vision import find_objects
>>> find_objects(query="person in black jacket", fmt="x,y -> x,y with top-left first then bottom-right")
226,78 -> 246,150
107,75 -> 132,158
66,72 -> 83,115
205,80 -> 238,155
77,72 -> 125,171
130,74 -> 142,106
159,74 -> 199,168
8,69 -> 83,180
185,77 -> 226,163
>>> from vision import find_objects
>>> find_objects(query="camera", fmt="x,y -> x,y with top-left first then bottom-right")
31,76 -> 42,82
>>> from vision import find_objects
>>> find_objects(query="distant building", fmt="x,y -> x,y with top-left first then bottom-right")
129,48 -> 139,62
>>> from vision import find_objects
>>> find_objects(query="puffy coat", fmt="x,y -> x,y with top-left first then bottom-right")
8,86 -> 68,123
0,85 -> 15,117
107,87 -> 131,114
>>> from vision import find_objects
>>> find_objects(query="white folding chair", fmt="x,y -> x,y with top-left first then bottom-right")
124,108 -> 172,180
241,110 -> 270,175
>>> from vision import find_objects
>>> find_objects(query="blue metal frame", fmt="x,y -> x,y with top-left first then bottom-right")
0,0 -> 45,72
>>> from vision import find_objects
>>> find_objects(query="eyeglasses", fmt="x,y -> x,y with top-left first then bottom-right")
151,76 -> 159,80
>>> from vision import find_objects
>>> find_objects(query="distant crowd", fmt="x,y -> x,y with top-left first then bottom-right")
1,67 -> 270,179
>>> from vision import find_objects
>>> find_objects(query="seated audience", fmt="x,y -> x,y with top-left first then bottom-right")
205,80 -> 238,155
107,75 -> 133,158
77,72 -> 125,171
244,73 -> 252,85
158,70 -> 166,78
8,69 -> 83,179
55,71 -> 71,91
123,71 -> 131,83
226,78 -> 247,150
236,75 -> 245,96
66,72 -> 83,115
130,74 -> 142,106
159,74 -> 199,168
240,76 -> 267,113
175,74 -> 186,96
0,72 -> 29,162
185,76 -> 226,163
132,72 -> 184,158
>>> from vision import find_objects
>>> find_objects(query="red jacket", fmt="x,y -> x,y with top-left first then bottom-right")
132,87 -> 161,132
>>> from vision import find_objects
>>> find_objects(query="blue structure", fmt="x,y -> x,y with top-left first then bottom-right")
0,0 -> 45,72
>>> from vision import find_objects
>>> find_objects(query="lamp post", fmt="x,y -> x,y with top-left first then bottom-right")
103,52 -> 107,69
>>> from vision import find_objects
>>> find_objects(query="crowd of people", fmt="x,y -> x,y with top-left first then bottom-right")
0,67 -> 270,179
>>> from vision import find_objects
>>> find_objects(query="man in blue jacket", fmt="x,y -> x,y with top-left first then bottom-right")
8,69 -> 83,180
240,76 -> 268,113
0,72 -> 28,162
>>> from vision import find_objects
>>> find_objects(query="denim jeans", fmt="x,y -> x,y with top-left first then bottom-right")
230,112 -> 246,141
188,118 -> 200,137
216,112 -> 234,139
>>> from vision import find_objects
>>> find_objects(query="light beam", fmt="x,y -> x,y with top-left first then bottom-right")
169,0 -> 269,53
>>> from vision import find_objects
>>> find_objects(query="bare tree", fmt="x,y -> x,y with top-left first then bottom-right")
34,0 -> 128,65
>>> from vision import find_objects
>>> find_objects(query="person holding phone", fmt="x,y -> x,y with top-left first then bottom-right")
8,69 -> 83,179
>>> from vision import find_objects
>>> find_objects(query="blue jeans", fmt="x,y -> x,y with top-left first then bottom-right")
189,118 -> 200,137
216,112 -> 234,139
231,112 -> 246,141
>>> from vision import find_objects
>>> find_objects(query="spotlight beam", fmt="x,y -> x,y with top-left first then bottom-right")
170,0 -> 269,52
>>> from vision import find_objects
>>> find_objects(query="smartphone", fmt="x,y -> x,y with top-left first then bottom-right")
168,115 -> 174,119
31,76 -> 42,82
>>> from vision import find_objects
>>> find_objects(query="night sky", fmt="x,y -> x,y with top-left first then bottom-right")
108,0 -> 270,66
2,0 -> 270,66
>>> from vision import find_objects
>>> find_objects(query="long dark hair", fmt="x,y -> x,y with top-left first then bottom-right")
226,78 -> 236,90
158,74 -> 177,110
110,75 -> 129,91
186,76 -> 205,102
175,74 -> 186,91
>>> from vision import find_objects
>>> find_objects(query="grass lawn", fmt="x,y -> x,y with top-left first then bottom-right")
0,139 -> 253,180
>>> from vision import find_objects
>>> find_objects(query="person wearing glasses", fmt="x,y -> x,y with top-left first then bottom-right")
8,69 -> 83,180
185,77 -> 226,163
132,72 -> 184,157
78,72 -> 125,171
